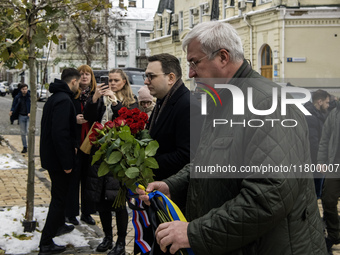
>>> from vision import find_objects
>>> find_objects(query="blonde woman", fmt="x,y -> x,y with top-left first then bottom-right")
64,65 -> 97,226
84,69 -> 138,255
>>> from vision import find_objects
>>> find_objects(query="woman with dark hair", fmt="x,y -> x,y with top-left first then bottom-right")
64,64 -> 97,226
84,69 -> 138,255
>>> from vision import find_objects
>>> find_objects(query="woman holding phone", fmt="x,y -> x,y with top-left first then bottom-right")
84,69 -> 138,255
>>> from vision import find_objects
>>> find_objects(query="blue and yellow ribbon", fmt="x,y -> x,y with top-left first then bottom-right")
136,184 -> 195,255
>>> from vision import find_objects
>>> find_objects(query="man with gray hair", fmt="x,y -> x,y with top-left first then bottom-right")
138,21 -> 326,254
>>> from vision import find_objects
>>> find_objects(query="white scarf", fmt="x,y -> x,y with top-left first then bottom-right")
101,95 -> 117,125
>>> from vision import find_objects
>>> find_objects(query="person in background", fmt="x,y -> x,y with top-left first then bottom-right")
9,83 -> 31,153
327,95 -> 338,114
64,64 -> 97,226
10,83 -> 21,125
304,89 -> 330,199
137,85 -> 155,118
38,68 -> 80,255
84,69 -> 138,255
318,100 -> 340,254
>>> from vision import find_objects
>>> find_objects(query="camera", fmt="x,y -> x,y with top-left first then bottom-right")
100,76 -> 109,85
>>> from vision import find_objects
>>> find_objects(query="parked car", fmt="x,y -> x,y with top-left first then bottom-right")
9,82 -> 19,94
130,85 -> 144,97
37,84 -> 48,101
0,83 -> 9,96
0,81 -> 8,87
93,67 -> 145,85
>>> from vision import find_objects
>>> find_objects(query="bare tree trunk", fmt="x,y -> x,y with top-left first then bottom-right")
23,0 -> 37,232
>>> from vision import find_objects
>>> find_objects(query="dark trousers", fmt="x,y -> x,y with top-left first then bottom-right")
99,206 -> 128,244
314,172 -> 325,199
65,151 -> 96,217
322,178 -> 340,241
40,170 -> 71,246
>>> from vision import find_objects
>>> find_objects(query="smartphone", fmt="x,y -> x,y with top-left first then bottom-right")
100,76 -> 109,86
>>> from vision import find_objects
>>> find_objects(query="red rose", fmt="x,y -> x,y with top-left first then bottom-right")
126,118 -> 134,126
104,121 -> 115,129
132,114 -> 140,122
92,122 -> 104,131
137,120 -> 145,130
139,112 -> 149,122
120,113 -> 128,119
126,109 -> 133,117
130,123 -> 139,134
114,117 -> 127,127
89,132 -> 97,144
131,108 -> 141,115
118,107 -> 128,116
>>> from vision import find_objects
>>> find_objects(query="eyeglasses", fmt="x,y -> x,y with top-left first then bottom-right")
140,101 -> 152,105
188,48 -> 229,70
143,73 -> 170,82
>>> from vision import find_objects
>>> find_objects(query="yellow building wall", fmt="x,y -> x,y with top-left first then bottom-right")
285,22 -> 340,80
147,0 -> 340,87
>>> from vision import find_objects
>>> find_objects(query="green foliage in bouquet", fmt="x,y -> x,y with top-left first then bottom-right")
89,107 -> 159,207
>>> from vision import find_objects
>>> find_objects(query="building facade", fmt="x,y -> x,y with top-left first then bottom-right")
147,0 -> 340,88
108,1 -> 155,69
38,0 -> 155,84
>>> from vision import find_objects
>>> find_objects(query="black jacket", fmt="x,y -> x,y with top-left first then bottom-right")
11,90 -> 31,118
147,82 -> 202,181
304,101 -> 326,164
72,95 -> 95,147
40,79 -> 77,171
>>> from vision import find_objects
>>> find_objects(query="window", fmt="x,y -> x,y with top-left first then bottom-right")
137,33 -> 149,49
94,42 -> 101,54
223,0 -> 235,19
59,37 -> 67,51
223,0 -> 228,19
199,6 -> 203,23
164,17 -> 168,35
118,36 -> 125,51
189,9 -> 194,28
260,0 -> 271,3
155,20 -> 158,33
179,11 -> 183,31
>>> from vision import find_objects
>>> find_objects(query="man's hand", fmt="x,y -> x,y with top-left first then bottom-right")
9,111 -> 12,116
64,169 -> 72,174
76,114 -> 87,124
136,181 -> 170,206
156,221 -> 190,254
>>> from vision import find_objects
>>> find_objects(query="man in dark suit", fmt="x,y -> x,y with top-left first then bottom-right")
39,68 -> 81,255
144,53 -> 201,181
137,53 -> 201,255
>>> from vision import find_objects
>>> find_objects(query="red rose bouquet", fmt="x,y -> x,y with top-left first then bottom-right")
89,107 -> 159,207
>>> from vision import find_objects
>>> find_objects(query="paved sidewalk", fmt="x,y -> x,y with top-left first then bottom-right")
0,135 -> 137,255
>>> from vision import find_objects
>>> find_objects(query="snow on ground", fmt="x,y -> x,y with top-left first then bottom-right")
0,206 -> 89,254
0,154 -> 27,170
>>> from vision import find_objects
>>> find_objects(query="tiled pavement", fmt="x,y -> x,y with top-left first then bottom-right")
1,134 -> 340,254
0,135 -> 137,255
